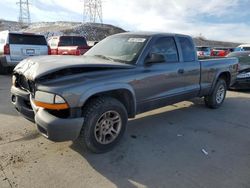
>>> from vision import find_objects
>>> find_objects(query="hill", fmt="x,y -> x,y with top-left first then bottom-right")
0,19 -> 241,47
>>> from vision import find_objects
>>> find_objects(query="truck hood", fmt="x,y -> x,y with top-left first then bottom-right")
14,55 -> 135,81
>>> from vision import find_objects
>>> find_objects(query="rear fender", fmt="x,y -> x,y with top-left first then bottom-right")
209,71 -> 231,94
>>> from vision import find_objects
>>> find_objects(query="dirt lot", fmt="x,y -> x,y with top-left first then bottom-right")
0,75 -> 250,188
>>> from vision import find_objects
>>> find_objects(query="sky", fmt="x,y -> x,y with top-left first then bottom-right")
0,0 -> 250,43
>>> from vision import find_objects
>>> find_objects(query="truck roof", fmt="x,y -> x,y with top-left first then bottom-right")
115,31 -> 191,38
238,44 -> 250,47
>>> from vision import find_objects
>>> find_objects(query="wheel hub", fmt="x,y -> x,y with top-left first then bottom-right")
216,85 -> 225,104
94,111 -> 122,144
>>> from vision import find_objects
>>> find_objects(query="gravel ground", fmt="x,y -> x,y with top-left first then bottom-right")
0,75 -> 250,188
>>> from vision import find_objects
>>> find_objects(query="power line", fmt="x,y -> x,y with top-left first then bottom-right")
83,0 -> 103,23
16,0 -> 31,26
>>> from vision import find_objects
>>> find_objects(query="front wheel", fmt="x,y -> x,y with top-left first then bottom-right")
78,97 -> 128,153
204,79 -> 227,109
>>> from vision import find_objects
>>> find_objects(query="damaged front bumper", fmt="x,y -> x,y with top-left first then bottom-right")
11,86 -> 84,142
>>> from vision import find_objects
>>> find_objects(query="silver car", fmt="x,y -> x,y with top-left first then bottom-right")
0,31 -> 49,74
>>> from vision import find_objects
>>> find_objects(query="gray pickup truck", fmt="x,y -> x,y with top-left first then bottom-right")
11,32 -> 239,153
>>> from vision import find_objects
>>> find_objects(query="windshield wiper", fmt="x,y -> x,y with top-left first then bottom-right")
94,55 -> 114,61
93,54 -> 130,64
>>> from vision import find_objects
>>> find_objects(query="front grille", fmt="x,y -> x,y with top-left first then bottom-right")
15,74 -> 36,95
18,75 -> 29,91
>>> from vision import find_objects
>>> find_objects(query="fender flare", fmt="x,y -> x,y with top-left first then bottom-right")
78,83 -> 137,116
210,71 -> 231,94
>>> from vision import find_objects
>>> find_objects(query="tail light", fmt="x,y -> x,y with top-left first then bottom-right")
4,44 -> 10,55
76,49 -> 81,56
48,46 -> 51,55
76,47 -> 83,56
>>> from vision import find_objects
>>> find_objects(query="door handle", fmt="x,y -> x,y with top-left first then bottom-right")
178,69 -> 184,74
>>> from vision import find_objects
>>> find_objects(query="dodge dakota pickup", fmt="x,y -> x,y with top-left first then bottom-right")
11,32 -> 239,153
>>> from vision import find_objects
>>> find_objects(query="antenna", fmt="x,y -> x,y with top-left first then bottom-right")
17,0 -> 31,26
83,0 -> 103,23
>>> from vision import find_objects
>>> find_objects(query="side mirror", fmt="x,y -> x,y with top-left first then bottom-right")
145,53 -> 165,64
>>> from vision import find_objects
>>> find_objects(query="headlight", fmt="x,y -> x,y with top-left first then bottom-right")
237,72 -> 250,79
34,91 -> 69,110
35,91 -> 55,103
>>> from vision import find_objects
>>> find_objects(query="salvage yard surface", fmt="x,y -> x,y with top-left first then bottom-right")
0,75 -> 250,188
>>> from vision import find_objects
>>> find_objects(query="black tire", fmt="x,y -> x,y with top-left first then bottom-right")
78,97 -> 128,153
204,79 -> 227,109
0,62 -> 9,75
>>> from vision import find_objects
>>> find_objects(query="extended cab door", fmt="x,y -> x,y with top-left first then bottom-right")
176,36 -> 201,98
136,36 -> 188,112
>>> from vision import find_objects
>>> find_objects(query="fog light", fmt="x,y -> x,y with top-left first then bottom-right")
11,95 -> 16,103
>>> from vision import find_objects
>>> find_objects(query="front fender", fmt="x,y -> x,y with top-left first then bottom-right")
78,83 -> 137,115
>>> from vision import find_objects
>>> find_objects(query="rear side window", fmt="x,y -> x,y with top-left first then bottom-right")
9,34 -> 47,45
150,37 -> 179,62
178,37 -> 196,62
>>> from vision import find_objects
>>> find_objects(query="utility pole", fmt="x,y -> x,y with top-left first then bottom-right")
17,0 -> 31,27
83,0 -> 103,23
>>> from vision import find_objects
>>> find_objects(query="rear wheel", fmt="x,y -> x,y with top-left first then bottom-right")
204,79 -> 227,109
78,97 -> 128,153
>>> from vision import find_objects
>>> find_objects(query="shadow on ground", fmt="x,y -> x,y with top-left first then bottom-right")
70,95 -> 250,188
0,75 -> 19,116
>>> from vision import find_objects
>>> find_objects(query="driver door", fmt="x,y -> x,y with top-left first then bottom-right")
135,37 -> 186,113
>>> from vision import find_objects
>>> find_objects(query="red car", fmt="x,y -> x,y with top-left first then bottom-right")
48,36 -> 90,56
210,47 -> 233,57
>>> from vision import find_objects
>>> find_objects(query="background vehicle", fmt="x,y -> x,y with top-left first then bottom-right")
0,30 -> 49,74
227,51 -> 250,89
234,44 -> 250,52
211,47 -> 233,57
11,32 -> 239,153
48,36 -> 90,56
196,46 -> 211,58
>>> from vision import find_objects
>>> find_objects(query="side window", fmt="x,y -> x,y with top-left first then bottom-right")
178,37 -> 196,62
150,37 -> 179,62
0,38 -> 5,44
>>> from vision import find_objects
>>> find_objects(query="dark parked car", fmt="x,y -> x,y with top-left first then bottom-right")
11,32 -> 238,153
227,51 -> 250,89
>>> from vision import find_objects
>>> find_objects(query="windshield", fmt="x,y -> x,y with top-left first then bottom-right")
84,34 -> 149,64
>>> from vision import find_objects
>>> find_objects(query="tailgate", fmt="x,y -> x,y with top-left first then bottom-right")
57,46 -> 89,55
8,33 -> 48,61
10,44 -> 48,61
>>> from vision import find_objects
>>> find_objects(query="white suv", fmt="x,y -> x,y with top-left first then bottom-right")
0,31 -> 50,74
